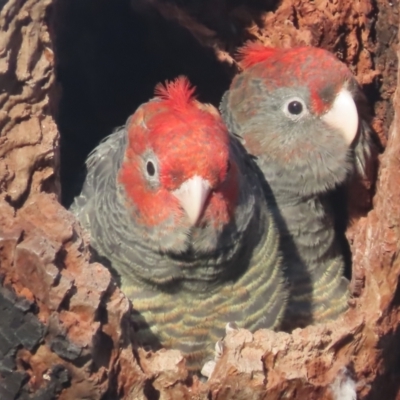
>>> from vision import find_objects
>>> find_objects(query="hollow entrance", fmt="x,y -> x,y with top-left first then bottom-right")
52,0 -> 388,307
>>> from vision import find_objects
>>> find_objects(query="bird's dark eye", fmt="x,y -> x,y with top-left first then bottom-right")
287,101 -> 303,115
146,161 -> 155,176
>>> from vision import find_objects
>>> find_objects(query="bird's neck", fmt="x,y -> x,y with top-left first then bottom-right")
111,183 -> 263,294
266,183 -> 339,272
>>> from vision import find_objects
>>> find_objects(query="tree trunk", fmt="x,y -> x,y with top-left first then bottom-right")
0,0 -> 398,399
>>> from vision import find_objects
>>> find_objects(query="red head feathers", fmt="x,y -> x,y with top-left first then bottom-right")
118,76 -> 238,227
237,41 -> 348,73
237,42 -> 280,69
236,42 -> 354,115
154,75 -> 197,111
126,76 -> 230,190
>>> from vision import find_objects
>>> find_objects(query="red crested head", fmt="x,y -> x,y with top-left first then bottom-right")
118,76 -> 239,227
153,75 -> 197,111
224,43 -> 363,196
236,42 -> 355,115
237,42 -> 280,69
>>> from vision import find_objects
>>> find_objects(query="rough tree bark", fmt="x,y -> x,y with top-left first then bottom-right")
0,0 -> 399,399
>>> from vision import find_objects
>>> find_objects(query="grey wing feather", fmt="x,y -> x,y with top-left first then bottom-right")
70,127 -> 127,226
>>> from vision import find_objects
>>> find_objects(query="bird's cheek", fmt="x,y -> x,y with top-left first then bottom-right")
202,175 -> 239,228
202,192 -> 232,228
127,187 -> 185,228
242,133 -> 267,157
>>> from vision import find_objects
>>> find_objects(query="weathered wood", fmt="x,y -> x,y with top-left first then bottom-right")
0,0 -> 398,398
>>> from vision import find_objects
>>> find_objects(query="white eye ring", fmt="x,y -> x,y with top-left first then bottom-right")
283,97 -> 308,121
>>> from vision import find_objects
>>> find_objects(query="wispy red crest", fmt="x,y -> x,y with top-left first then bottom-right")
154,76 -> 197,110
237,42 -> 280,69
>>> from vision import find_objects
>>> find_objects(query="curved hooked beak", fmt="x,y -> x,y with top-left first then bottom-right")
172,175 -> 211,225
321,88 -> 359,145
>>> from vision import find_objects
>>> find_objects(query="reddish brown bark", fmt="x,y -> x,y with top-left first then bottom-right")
0,0 -> 398,398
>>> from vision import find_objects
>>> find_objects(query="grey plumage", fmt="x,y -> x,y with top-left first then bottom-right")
71,83 -> 287,370
220,45 -> 374,330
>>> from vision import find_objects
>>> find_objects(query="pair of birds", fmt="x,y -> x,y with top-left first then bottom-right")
71,44 -> 373,371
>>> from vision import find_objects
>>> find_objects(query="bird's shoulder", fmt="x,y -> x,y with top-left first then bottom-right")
70,125 -> 127,219
85,126 -> 127,174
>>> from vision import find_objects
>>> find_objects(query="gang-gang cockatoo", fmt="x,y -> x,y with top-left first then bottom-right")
220,44 -> 374,330
71,76 -> 287,370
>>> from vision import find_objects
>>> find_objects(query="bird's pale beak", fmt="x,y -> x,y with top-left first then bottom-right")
172,175 -> 211,225
322,88 -> 359,145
